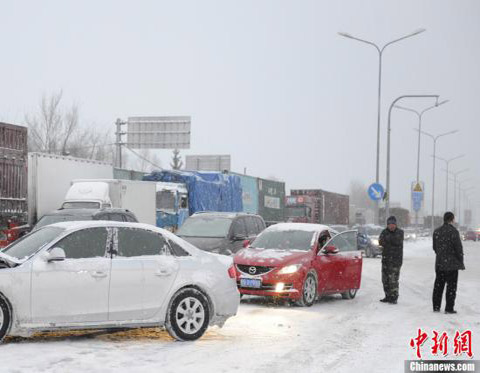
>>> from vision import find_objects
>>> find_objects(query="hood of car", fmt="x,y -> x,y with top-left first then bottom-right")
0,252 -> 22,267
178,236 -> 228,252
234,247 -> 311,267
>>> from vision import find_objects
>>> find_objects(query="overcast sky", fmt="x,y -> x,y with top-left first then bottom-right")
1,1 -> 479,223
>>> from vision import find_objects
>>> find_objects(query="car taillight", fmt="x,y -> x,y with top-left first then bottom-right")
228,264 -> 236,279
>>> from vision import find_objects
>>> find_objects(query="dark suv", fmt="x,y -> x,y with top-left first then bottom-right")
176,212 -> 266,255
33,208 -> 138,231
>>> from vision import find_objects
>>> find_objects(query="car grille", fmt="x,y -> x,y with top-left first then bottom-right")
237,281 -> 294,291
236,264 -> 274,276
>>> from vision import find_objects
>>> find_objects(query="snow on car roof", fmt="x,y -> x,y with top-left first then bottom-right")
47,221 -> 206,257
265,223 -> 331,233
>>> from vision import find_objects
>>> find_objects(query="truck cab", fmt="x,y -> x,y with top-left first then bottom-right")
284,195 -> 317,223
155,182 -> 189,231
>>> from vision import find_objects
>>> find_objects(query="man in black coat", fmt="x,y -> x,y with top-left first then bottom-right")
432,212 -> 465,314
379,216 -> 404,304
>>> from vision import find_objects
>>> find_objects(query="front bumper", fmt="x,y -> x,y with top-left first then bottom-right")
235,266 -> 304,300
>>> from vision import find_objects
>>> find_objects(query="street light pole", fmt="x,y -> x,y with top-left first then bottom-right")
338,29 -> 426,224
434,155 -> 465,211
395,101 -> 449,229
386,95 -> 440,220
458,185 -> 474,226
416,129 -> 458,233
445,168 -> 469,216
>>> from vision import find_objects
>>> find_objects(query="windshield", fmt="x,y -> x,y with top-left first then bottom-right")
285,207 -> 307,218
157,190 -> 175,211
35,214 -> 93,229
2,227 -> 65,260
62,201 -> 100,209
251,230 -> 316,251
177,216 -> 232,238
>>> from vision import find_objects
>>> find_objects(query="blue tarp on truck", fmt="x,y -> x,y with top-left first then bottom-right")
143,170 -> 243,215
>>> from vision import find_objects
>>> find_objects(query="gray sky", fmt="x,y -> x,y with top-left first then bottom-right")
1,0 -> 479,222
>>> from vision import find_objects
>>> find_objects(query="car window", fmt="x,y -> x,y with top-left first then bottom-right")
93,214 -> 110,221
54,227 -> 109,259
244,217 -> 258,236
109,213 -> 126,222
3,227 -> 65,260
117,227 -> 171,257
177,216 -> 232,238
168,239 -> 190,257
231,218 -> 247,238
324,231 -> 358,252
125,214 -> 137,222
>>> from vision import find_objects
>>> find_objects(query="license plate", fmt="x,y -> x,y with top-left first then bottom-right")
240,278 -> 262,289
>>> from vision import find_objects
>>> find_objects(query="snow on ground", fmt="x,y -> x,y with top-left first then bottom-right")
0,240 -> 479,373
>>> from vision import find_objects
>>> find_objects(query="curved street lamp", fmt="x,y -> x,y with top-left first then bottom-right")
338,29 -> 426,223
416,128 -> 459,233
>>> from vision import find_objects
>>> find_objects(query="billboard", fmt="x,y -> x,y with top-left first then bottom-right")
126,116 -> 191,149
185,155 -> 231,172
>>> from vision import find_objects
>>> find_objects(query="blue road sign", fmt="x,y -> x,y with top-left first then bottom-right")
412,191 -> 423,212
368,183 -> 385,201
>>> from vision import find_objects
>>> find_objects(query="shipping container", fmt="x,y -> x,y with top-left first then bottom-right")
231,173 -> 259,214
0,123 -> 28,219
257,177 -> 286,224
291,189 -> 349,225
28,153 -> 114,224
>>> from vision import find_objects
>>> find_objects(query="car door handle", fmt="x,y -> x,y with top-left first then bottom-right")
155,269 -> 173,277
91,271 -> 108,278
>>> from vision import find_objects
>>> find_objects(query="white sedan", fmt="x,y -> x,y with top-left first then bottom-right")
0,221 -> 239,341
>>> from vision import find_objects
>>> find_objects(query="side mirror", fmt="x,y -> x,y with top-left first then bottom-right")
45,247 -> 66,262
323,245 -> 339,255
232,234 -> 247,242
242,239 -> 250,248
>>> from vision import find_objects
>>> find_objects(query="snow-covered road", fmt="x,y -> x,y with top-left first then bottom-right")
1,240 -> 478,373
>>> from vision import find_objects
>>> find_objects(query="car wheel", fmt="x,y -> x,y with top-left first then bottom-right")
165,288 -> 210,341
0,295 -> 11,343
296,272 -> 317,307
341,289 -> 358,300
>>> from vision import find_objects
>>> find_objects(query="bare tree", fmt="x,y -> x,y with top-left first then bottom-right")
25,91 -> 112,162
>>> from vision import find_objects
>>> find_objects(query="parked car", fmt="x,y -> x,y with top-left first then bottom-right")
463,230 -> 479,241
32,208 -> 138,231
233,223 -> 362,306
176,212 -> 266,255
357,231 -> 381,258
0,221 -> 239,342
404,228 -> 418,241
355,226 -> 382,258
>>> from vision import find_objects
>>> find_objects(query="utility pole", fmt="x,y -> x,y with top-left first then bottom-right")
115,119 -> 126,168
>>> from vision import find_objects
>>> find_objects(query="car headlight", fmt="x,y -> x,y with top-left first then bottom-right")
278,264 -> 301,274
372,239 -> 379,246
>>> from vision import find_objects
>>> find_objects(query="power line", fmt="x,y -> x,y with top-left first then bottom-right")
124,146 -> 163,170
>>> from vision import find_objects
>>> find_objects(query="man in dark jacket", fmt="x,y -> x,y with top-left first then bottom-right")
379,216 -> 404,304
432,212 -> 465,314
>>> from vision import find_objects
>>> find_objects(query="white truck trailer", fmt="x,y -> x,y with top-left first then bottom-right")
63,179 -> 156,226
28,153 -> 113,225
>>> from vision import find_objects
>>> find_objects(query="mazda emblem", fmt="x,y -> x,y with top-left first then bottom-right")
248,266 -> 257,275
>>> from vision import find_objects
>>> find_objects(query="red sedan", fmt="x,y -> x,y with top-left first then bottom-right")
233,223 -> 362,306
